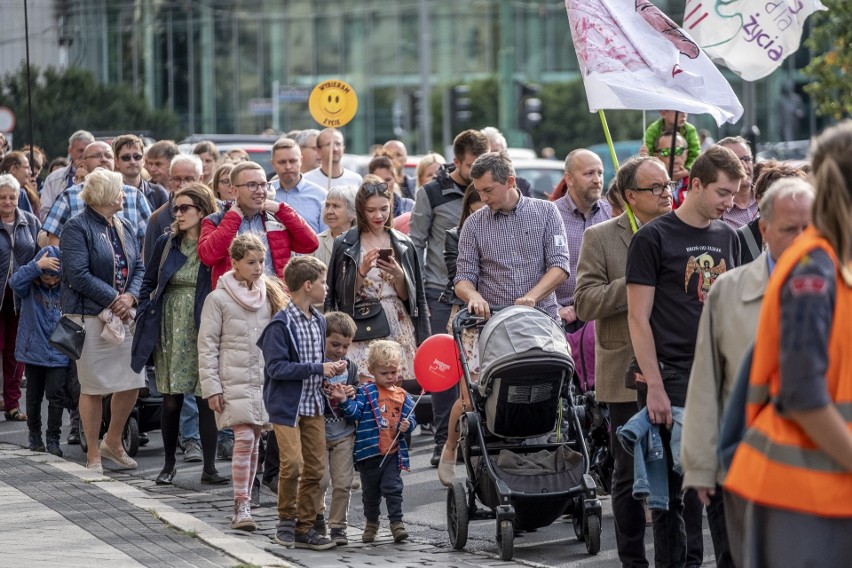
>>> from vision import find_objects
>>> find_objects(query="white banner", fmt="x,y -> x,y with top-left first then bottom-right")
565,0 -> 743,125
683,0 -> 826,82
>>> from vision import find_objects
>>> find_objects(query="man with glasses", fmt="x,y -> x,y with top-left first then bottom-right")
199,161 -> 318,287
654,131 -> 690,208
143,154 -> 203,266
625,145 -> 744,568
575,156 -> 673,568
112,134 -> 168,212
718,136 -> 757,229
302,128 -> 362,190
42,140 -> 152,247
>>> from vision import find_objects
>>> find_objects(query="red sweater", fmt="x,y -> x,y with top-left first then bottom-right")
198,202 -> 318,287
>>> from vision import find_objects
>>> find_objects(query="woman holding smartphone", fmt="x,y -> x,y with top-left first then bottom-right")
325,175 -> 430,382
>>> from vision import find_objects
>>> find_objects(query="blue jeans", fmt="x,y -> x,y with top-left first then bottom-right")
179,395 -> 200,443
358,452 -> 404,523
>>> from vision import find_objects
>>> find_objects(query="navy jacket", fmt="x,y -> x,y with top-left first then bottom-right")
60,206 -> 144,316
0,208 -> 40,312
9,253 -> 68,367
257,308 -> 327,427
131,232 -> 212,373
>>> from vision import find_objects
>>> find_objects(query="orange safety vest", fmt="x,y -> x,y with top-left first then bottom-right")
724,227 -> 852,517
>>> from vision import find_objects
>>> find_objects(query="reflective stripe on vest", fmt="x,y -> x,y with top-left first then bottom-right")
725,229 -> 852,517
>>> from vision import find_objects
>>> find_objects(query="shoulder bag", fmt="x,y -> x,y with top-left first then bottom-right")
352,299 -> 390,342
50,315 -> 85,360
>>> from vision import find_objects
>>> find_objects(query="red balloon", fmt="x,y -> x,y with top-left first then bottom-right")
414,334 -> 462,392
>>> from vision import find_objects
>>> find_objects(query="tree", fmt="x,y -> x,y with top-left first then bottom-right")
0,65 -> 183,161
803,1 -> 852,119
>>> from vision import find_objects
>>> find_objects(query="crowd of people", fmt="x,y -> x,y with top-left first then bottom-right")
0,115 -> 850,564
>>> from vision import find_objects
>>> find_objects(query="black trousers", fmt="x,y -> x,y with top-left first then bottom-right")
25,364 -> 68,440
608,401 -> 650,568
358,452 -> 404,523
426,288 -> 455,447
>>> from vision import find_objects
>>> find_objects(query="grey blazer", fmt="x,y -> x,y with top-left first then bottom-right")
573,212 -> 636,403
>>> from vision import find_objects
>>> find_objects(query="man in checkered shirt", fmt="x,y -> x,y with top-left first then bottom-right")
455,151 -> 570,320
40,140 -> 152,246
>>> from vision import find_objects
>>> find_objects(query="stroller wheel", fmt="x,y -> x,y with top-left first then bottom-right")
122,416 -> 140,457
446,481 -> 469,550
572,511 -> 584,541
584,513 -> 602,555
496,520 -> 514,561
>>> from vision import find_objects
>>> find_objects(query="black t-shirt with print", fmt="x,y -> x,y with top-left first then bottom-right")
626,211 -> 740,398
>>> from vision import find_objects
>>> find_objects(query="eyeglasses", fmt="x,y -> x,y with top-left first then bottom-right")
655,146 -> 685,158
361,182 -> 389,194
171,203 -> 201,215
235,181 -> 270,193
119,153 -> 143,162
631,181 -> 677,196
171,176 -> 198,185
84,152 -> 114,160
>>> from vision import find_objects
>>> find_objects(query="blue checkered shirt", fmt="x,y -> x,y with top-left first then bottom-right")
237,212 -> 276,276
272,176 -> 328,234
42,182 -> 153,240
554,194 -> 611,308
455,194 -> 570,319
286,301 -> 326,416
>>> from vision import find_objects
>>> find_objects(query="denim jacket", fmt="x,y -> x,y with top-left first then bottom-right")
617,406 -> 684,510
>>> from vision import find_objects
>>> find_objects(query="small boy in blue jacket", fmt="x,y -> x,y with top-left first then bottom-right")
330,339 -> 416,544
9,245 -> 68,455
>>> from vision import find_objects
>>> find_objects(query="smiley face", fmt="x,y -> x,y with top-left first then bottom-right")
322,89 -> 346,115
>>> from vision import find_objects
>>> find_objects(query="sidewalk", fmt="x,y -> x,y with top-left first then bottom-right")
0,444 -> 501,568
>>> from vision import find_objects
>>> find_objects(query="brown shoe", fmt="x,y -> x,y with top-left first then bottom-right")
390,521 -> 408,542
362,521 -> 380,543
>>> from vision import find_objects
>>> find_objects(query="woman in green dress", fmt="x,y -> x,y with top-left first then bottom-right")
132,184 -> 224,485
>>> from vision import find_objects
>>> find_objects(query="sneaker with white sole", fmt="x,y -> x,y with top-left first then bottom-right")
294,528 -> 336,550
231,500 -> 256,532
330,527 -> 348,546
183,440 -> 203,462
274,518 -> 296,548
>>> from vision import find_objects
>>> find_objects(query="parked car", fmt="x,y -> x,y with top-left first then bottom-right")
180,134 -> 279,176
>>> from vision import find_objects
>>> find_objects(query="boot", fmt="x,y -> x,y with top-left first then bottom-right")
45,434 -> 63,457
362,521 -> 380,543
390,521 -> 408,542
28,432 -> 46,453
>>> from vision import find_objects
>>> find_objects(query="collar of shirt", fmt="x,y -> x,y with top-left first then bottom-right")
767,251 -> 776,275
561,191 -> 603,220
274,175 -> 307,193
286,299 -> 320,322
486,189 -> 524,218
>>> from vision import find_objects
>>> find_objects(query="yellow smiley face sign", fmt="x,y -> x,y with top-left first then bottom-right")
309,80 -> 358,128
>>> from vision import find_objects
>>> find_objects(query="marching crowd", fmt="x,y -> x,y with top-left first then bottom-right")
0,114 -> 850,565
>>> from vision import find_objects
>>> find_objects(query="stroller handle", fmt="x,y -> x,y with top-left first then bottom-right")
451,305 -> 511,333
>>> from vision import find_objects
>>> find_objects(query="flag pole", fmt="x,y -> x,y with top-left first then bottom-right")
378,392 -> 424,469
599,110 -> 638,234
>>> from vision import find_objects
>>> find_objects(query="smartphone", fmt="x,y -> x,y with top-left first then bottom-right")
377,248 -> 393,263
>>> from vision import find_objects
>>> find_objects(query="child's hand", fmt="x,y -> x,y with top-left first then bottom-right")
208,394 -> 224,413
329,383 -> 348,402
399,418 -> 410,433
37,253 -> 60,273
344,385 -> 356,399
323,360 -> 348,378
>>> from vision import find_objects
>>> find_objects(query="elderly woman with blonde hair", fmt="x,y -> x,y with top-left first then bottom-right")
312,185 -> 357,267
60,168 -> 146,473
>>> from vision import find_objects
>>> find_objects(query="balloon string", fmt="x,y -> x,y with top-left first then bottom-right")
379,392 -> 424,469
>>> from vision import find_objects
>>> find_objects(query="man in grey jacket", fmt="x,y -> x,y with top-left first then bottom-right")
409,129 -> 489,466
682,177 -> 813,568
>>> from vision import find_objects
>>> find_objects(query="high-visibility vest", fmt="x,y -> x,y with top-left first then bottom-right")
724,227 -> 852,517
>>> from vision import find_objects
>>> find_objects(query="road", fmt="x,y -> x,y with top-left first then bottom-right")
1,399 -> 717,567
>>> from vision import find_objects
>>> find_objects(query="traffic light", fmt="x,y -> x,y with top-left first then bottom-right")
518,82 -> 542,132
450,85 -> 472,129
408,91 -> 422,133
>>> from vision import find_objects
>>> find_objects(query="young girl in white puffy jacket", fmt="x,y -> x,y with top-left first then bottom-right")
198,233 -> 288,531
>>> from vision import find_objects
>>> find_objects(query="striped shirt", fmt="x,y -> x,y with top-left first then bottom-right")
455,194 -> 570,319
721,197 -> 759,229
42,182 -> 152,240
286,301 -> 326,416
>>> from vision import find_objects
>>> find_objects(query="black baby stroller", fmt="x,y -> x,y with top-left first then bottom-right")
446,306 -> 602,561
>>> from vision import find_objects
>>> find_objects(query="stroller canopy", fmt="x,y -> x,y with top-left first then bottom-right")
478,306 -> 572,379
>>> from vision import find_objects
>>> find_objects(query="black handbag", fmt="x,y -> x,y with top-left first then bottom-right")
49,315 -> 86,360
352,299 -> 390,341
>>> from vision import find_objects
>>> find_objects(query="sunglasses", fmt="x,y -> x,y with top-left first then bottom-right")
656,146 -> 685,158
361,182 -> 389,194
171,203 -> 201,215
119,153 -> 144,162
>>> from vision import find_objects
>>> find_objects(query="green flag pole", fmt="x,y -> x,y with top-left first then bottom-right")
598,109 -> 638,233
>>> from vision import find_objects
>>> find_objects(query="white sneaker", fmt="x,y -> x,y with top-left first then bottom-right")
231,500 -> 256,532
